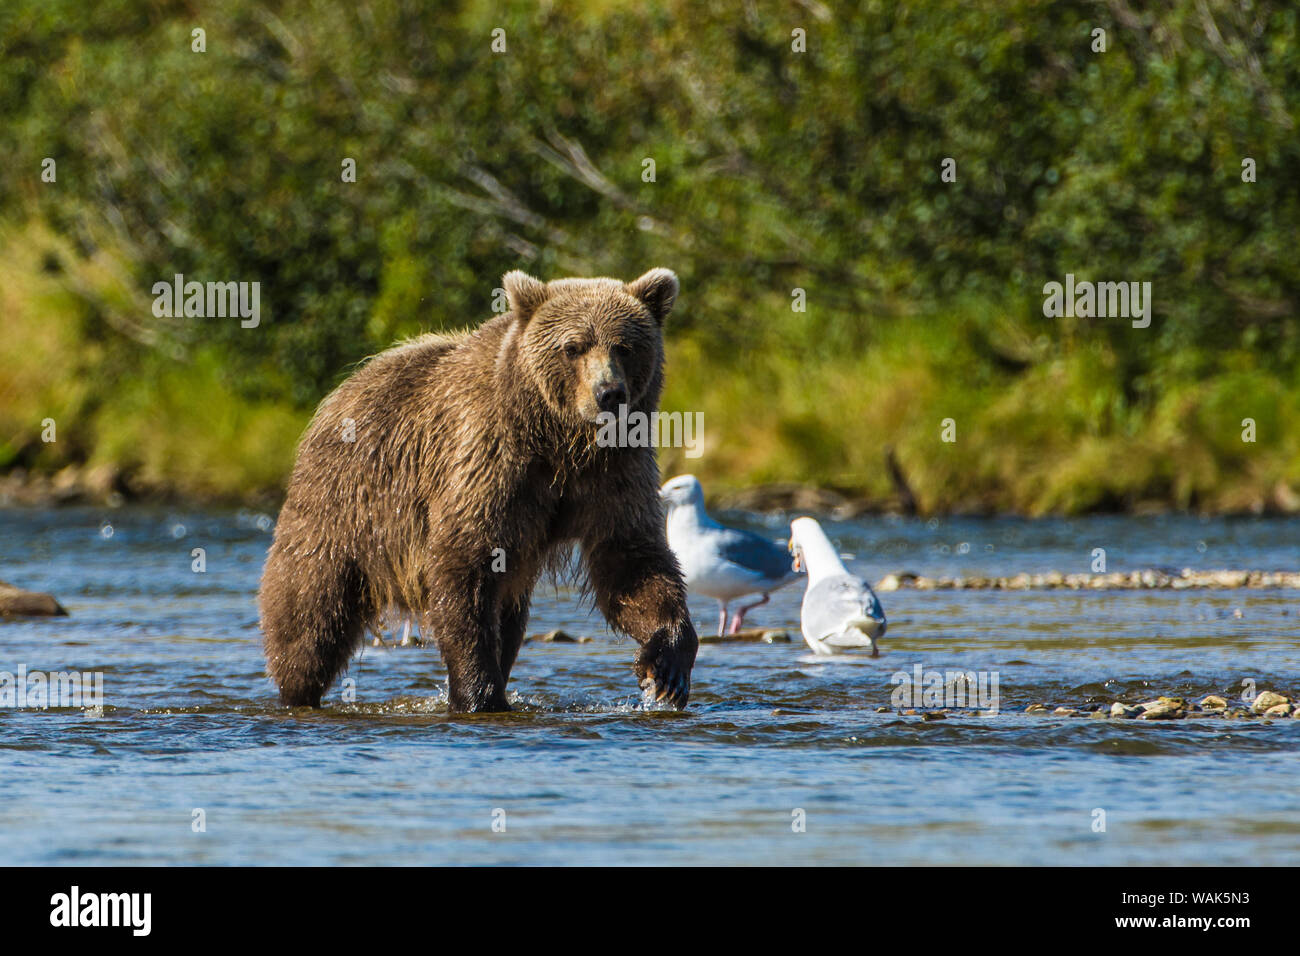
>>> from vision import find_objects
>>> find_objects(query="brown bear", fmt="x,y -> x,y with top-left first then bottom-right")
259,268 -> 698,713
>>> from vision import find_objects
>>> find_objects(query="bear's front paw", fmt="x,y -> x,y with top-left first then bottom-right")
633,627 -> 698,710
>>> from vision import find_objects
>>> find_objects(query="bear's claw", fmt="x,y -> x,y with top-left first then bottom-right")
635,634 -> 694,710
639,667 -> 689,709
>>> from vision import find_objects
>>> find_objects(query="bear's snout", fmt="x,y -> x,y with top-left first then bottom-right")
595,381 -> 627,413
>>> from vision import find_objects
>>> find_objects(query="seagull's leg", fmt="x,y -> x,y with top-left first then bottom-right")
717,603 -> 728,638
729,593 -> 770,633
372,609 -> 393,647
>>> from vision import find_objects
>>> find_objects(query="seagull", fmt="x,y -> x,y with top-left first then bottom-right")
788,517 -> 886,656
661,474 -> 801,636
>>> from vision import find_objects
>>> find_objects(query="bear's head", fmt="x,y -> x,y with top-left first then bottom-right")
503,268 -> 679,426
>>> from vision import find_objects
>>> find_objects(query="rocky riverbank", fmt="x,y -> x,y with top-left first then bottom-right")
1026,692 -> 1298,721
875,568 -> 1300,591
0,466 -> 281,508
712,482 -> 1300,518
5,465 -> 1300,517
887,692 -> 1298,721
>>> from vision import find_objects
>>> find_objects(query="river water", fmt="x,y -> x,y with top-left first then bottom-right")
1,506 -> 1296,865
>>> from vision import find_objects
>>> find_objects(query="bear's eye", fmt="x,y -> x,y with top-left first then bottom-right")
562,342 -> 584,360
611,343 -> 631,362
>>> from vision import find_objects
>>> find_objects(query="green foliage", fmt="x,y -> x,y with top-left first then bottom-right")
0,0 -> 1297,510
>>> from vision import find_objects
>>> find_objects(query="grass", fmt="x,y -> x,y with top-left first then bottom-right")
660,299 -> 1300,515
3,220 -> 1298,514
0,223 -> 308,501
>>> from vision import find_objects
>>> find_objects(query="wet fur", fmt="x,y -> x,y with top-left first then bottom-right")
259,270 -> 698,712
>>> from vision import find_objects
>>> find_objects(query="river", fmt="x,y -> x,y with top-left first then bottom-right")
1,506 -> 1296,864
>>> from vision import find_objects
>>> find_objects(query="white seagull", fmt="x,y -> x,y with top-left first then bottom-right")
661,475 -> 801,636
788,517 -> 887,656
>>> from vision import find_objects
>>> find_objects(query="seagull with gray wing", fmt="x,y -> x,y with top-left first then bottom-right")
788,516 -> 886,656
661,474 -> 801,636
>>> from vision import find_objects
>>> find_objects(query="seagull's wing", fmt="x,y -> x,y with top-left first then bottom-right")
801,575 -> 885,642
714,526 -> 797,585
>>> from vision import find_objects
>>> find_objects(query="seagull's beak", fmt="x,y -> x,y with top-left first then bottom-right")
788,542 -> 803,573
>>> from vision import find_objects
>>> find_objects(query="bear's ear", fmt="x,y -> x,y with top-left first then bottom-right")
502,270 -> 549,321
625,268 -> 679,324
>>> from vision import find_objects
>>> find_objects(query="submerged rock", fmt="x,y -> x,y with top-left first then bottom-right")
1199,695 -> 1229,711
530,629 -> 592,644
1110,702 -> 1141,718
698,628 -> 791,644
876,574 -> 905,592
876,568 -> 1300,591
1139,700 -> 1184,720
0,580 -> 68,618
1250,691 -> 1289,714
1139,705 -> 1180,720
